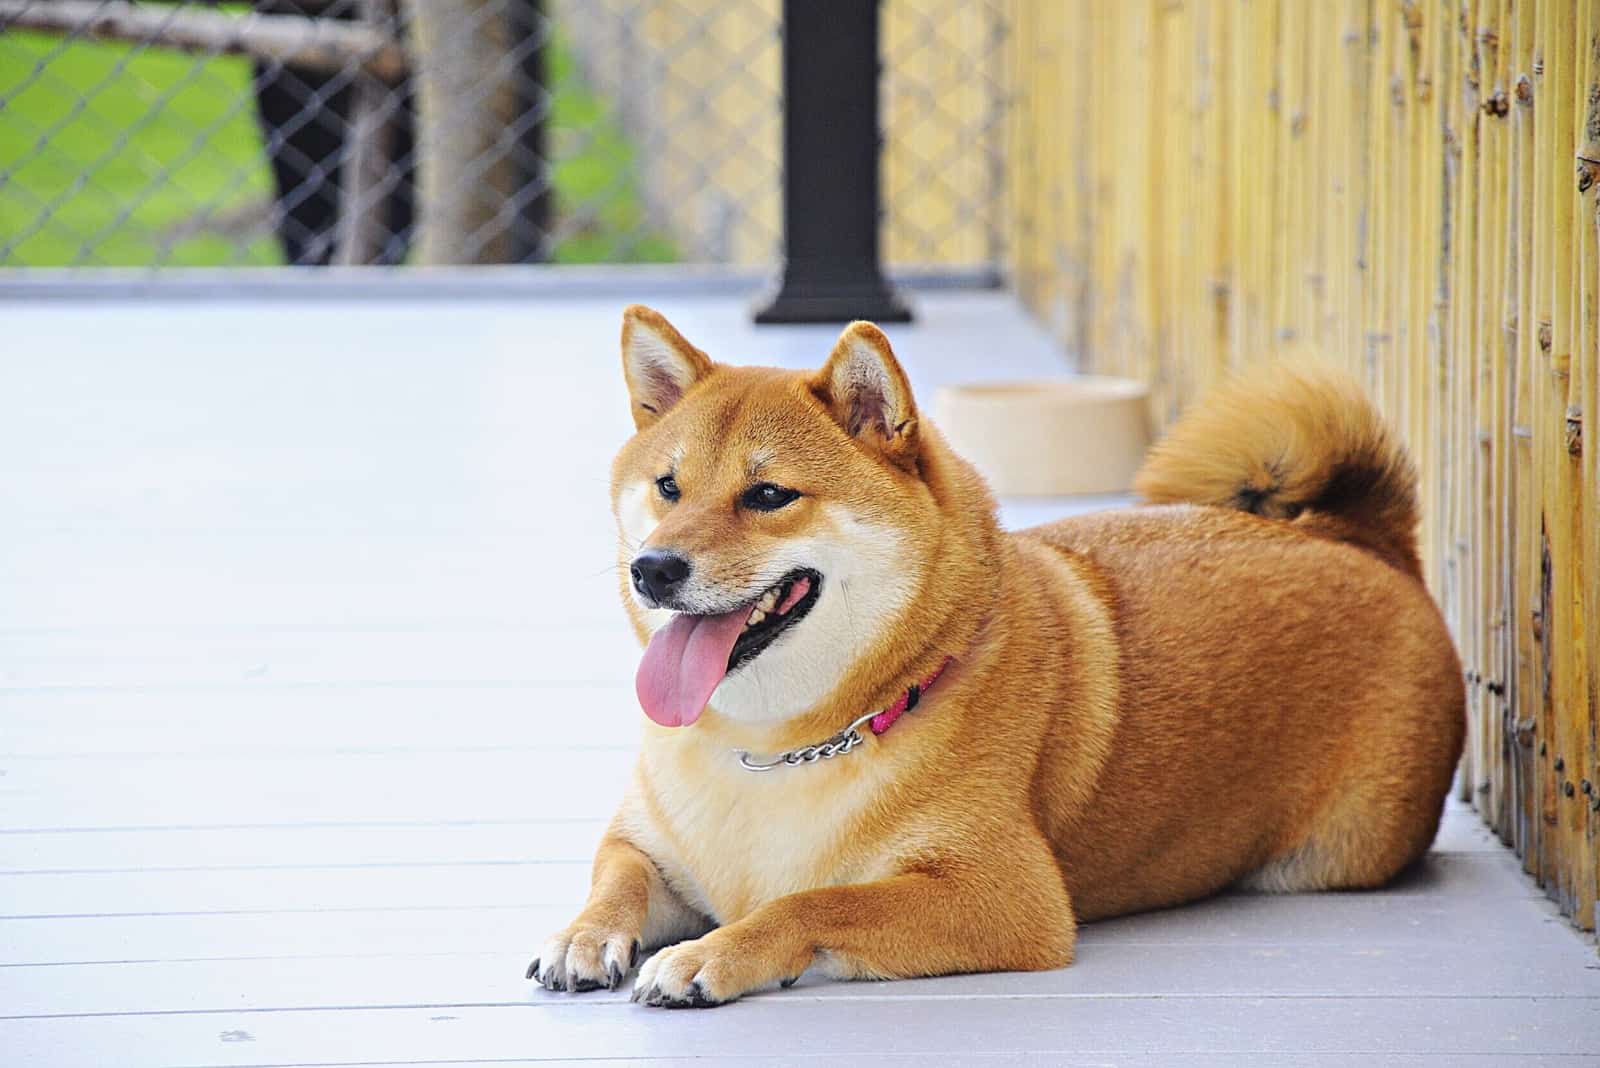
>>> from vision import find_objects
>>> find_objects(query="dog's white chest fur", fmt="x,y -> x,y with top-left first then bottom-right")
621,738 -> 895,924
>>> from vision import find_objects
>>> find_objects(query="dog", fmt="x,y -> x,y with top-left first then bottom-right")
527,306 -> 1465,1007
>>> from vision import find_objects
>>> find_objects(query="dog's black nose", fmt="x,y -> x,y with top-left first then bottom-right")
630,550 -> 691,603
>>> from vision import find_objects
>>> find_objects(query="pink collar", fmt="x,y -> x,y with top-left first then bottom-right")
868,656 -> 953,734
734,656 -> 955,772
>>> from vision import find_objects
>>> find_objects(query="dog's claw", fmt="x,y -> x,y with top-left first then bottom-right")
629,940 -> 641,968
636,978 -> 722,1009
670,980 -> 719,1009
780,975 -> 800,989
607,961 -> 624,990
525,958 -> 539,981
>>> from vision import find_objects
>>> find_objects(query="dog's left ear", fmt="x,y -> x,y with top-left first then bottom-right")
621,305 -> 714,430
811,321 -> 918,468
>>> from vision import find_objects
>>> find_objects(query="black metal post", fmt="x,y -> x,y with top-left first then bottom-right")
754,0 -> 910,324
510,0 -> 552,263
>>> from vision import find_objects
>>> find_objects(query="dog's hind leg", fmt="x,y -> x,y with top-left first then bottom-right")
1244,637 -> 1464,895
1240,773 -> 1450,893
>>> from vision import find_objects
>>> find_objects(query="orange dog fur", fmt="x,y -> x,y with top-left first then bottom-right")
528,307 -> 1466,1007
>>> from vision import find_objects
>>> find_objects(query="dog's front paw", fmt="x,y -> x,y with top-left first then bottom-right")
630,931 -> 806,1008
527,925 -> 640,994
631,938 -> 730,1008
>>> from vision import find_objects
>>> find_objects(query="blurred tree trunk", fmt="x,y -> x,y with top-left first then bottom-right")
335,0 -> 408,266
403,0 -> 520,263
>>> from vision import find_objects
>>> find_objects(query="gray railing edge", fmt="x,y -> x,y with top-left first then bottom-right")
0,264 -> 1003,303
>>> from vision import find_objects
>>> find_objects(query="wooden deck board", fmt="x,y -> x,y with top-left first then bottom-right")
3,998 -> 1597,1063
2,291 -> 1596,1064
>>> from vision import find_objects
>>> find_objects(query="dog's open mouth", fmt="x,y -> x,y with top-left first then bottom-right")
728,568 -> 822,673
635,568 -> 822,729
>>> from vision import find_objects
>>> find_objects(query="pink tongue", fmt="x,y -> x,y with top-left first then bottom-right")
635,607 -> 750,727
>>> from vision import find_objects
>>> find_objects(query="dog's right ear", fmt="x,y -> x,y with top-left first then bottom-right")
621,305 -> 714,430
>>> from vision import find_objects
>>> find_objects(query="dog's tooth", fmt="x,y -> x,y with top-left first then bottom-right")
759,590 -> 778,611
747,607 -> 766,626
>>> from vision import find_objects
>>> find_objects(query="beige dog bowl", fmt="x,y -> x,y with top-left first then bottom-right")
933,377 -> 1152,496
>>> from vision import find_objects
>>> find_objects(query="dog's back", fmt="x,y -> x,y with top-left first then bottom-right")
1019,365 -> 1465,919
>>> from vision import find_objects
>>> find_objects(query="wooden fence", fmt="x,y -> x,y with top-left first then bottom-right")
1009,0 -> 1598,935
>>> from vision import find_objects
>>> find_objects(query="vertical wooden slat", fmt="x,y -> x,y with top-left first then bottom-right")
1412,0 -> 1444,608
1459,0 -> 1480,815
1505,0 -> 1534,859
1476,0 -> 1509,826
1151,0 -> 1179,421
1341,0 -> 1376,375
1579,0 -> 1600,931
1204,0 -> 1234,389
1440,0 -> 1470,803
1304,2 -> 1333,353
1560,0 -> 1597,932
1274,0 -> 1304,353
1535,0 -> 1570,908
1510,0 -> 1536,863
1087,4 -> 1115,378
1372,0 -> 1391,398
1262,0 -> 1284,365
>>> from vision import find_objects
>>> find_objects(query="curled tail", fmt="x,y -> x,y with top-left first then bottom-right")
1134,363 -> 1422,578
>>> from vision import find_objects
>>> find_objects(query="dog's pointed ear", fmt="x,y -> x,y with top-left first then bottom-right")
811,321 -> 918,467
621,305 -> 714,429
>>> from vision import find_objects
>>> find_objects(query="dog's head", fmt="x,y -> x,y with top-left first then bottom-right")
610,305 -> 991,729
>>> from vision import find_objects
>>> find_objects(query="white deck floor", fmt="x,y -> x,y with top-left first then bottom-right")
2,287 -> 1596,1065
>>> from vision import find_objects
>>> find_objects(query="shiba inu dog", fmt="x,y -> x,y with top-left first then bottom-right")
527,306 -> 1465,1008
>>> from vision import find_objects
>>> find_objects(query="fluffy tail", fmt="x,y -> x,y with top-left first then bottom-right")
1134,363 -> 1421,578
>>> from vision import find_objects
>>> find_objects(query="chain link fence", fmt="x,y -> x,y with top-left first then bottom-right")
0,0 -> 1008,270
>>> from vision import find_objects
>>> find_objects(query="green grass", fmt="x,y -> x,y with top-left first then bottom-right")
0,28 -> 675,266
546,36 -> 676,265
0,30 -> 282,266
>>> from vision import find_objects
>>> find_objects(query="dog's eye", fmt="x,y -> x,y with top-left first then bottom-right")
655,475 -> 680,501
741,483 -> 800,511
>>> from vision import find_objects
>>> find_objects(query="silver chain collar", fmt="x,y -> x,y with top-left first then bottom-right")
733,708 -> 881,773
